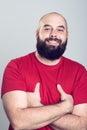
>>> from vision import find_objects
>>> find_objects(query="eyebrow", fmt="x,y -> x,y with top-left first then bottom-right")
58,25 -> 65,29
43,24 -> 51,27
43,24 -> 65,29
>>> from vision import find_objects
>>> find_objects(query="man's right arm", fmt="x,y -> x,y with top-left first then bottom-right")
2,83 -> 73,130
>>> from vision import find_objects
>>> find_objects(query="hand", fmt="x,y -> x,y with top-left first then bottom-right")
27,83 -> 43,107
57,84 -> 74,114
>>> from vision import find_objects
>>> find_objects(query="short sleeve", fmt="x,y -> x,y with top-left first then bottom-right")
1,60 -> 27,97
73,67 -> 87,105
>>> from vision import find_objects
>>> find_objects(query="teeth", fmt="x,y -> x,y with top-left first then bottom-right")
50,40 -> 57,43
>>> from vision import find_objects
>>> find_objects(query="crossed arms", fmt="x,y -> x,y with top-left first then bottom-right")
2,83 -> 87,130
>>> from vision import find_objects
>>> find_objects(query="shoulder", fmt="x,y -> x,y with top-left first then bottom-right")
11,52 -> 35,63
62,56 -> 86,73
6,52 -> 35,68
3,52 -> 35,76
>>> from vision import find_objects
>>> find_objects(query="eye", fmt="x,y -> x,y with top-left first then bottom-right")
44,27 -> 51,31
57,29 -> 64,32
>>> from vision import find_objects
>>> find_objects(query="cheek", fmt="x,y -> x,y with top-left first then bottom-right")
61,34 -> 67,42
39,32 -> 49,41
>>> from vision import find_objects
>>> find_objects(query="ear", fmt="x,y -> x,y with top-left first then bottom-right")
66,31 -> 69,39
35,29 -> 39,39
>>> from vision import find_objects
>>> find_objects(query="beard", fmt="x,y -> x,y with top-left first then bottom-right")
36,36 -> 67,60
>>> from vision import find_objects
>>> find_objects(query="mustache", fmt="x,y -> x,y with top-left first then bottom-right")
45,37 -> 62,45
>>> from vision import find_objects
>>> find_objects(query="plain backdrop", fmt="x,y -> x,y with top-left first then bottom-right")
0,0 -> 87,129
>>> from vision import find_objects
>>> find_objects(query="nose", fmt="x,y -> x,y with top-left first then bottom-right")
50,29 -> 57,37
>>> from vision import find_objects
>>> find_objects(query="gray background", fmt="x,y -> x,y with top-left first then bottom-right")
0,0 -> 87,129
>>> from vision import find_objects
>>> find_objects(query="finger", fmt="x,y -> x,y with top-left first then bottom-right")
34,82 -> 40,92
57,84 -> 65,94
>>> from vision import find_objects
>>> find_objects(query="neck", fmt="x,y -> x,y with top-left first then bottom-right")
35,51 -> 61,66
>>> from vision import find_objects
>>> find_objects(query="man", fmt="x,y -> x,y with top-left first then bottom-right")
1,12 -> 87,130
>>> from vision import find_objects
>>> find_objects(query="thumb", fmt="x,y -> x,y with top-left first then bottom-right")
57,84 -> 65,95
34,82 -> 40,92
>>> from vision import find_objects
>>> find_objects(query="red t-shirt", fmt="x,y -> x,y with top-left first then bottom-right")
1,52 -> 87,130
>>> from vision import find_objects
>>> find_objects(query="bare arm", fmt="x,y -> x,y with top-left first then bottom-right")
2,83 -> 73,130
50,86 -> 87,130
50,104 -> 87,130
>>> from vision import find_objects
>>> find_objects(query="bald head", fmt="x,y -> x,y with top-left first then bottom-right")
38,12 -> 68,31
36,12 -> 68,60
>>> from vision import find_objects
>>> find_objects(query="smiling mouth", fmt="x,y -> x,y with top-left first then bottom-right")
46,37 -> 61,46
47,40 -> 59,46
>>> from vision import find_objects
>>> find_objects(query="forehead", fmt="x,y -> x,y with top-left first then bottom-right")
39,14 -> 67,29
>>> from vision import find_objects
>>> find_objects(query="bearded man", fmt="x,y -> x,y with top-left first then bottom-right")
1,12 -> 87,130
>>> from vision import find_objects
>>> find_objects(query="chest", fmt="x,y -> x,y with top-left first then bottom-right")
23,65 -> 74,105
